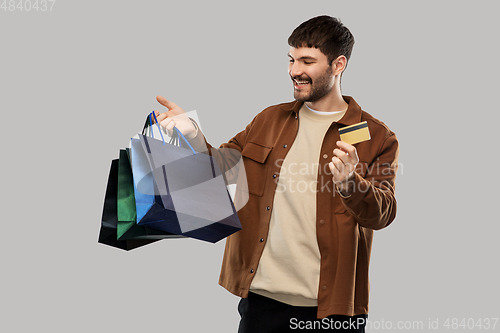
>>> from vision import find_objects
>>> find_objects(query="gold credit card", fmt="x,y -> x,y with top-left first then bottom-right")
339,121 -> 370,145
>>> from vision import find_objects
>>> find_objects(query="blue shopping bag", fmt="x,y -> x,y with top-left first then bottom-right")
129,115 -> 176,227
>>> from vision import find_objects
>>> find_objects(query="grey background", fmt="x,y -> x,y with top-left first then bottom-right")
1,0 -> 499,332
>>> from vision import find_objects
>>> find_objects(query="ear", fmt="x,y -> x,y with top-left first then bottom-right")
331,55 -> 347,76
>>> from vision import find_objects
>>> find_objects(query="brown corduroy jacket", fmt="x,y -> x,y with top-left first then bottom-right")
190,96 -> 399,318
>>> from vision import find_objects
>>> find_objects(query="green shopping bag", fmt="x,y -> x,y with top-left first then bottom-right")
117,149 -> 136,239
116,149 -> 184,241
98,159 -> 161,251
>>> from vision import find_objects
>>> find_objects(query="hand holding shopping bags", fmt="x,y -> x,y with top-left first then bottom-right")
154,96 -> 197,139
136,112 -> 242,243
99,111 -> 242,250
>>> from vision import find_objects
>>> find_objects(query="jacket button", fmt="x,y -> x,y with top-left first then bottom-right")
260,238 -> 264,242
321,285 -> 327,291
266,206 -> 270,211
250,269 -> 254,273
283,144 -> 287,148
272,174 -> 277,179
319,219 -> 325,225
322,154 -> 328,159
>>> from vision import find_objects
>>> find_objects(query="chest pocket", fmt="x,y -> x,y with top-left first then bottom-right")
241,142 -> 273,197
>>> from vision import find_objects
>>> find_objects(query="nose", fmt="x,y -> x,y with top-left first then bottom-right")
289,61 -> 303,78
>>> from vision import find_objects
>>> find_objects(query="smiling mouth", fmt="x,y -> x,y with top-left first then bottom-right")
293,78 -> 311,89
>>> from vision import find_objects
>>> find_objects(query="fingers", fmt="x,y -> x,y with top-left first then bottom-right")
330,141 -> 359,184
154,108 -> 176,123
336,141 -> 356,156
154,110 -> 168,122
160,117 -> 176,136
329,159 -> 349,186
328,162 -> 336,178
329,158 -> 355,186
156,95 -> 178,110
329,156 -> 345,175
334,141 -> 359,164
333,148 -> 350,165
165,120 -> 176,135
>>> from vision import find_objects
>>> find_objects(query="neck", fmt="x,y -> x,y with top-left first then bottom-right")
305,79 -> 348,112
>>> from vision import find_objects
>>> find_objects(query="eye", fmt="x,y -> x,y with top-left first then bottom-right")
304,61 -> 314,65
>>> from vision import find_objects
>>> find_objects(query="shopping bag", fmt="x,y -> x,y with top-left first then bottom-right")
130,137 -> 179,227
117,149 -> 136,239
116,148 -> 184,241
129,116 -> 171,226
98,159 -> 160,251
136,115 -> 242,243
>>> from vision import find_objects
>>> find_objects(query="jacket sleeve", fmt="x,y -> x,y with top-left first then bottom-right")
340,133 -> 399,230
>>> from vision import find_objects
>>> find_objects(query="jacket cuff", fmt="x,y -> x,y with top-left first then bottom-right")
339,172 -> 366,208
187,118 -> 210,153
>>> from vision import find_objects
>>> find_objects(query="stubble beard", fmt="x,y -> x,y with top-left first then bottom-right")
293,67 -> 335,103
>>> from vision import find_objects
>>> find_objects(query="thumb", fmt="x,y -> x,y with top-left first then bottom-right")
156,95 -> 178,110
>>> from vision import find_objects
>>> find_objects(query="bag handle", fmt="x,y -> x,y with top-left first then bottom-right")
150,112 -> 166,144
141,115 -> 151,136
144,111 -> 197,155
172,127 -> 196,155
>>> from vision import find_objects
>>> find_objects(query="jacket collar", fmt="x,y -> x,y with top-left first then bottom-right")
337,96 -> 363,126
280,96 -> 363,126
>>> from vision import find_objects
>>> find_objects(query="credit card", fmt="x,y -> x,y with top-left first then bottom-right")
339,121 -> 370,145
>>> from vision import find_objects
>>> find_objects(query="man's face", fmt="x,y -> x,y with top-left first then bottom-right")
288,47 -> 334,103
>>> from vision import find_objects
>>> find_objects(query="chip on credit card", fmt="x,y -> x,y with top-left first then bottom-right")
339,121 -> 370,145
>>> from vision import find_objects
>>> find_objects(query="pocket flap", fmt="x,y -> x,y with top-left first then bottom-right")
242,142 -> 272,164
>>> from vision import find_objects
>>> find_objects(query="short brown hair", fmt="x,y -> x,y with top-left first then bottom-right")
288,16 -> 355,65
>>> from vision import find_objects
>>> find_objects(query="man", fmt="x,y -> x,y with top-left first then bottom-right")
155,16 -> 399,332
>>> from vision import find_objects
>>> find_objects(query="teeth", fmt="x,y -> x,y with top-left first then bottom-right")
295,80 -> 309,85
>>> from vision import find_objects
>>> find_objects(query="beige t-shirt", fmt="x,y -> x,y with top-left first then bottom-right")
250,103 -> 347,306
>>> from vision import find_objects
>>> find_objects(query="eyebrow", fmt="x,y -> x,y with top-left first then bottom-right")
288,53 -> 317,61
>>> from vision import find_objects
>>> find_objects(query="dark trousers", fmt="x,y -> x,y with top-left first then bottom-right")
238,292 -> 367,333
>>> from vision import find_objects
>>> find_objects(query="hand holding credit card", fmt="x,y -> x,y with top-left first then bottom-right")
339,121 -> 370,145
